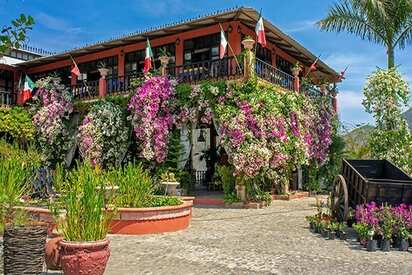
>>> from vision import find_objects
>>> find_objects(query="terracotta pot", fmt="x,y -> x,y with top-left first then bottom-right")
45,236 -> 63,270
60,239 -> 110,275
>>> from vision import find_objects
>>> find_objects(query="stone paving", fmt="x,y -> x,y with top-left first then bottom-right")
1,197 -> 412,274
105,198 -> 412,275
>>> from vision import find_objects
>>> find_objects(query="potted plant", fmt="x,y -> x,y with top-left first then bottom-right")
241,35 -> 255,50
291,62 -> 302,77
366,229 -> 377,252
160,170 -> 180,195
1,156 -> 48,274
380,207 -> 393,252
397,225 -> 410,251
320,220 -> 330,238
337,222 -> 347,240
58,163 -> 112,275
353,223 -> 368,247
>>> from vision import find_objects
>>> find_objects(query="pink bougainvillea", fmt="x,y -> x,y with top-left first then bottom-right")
128,76 -> 175,163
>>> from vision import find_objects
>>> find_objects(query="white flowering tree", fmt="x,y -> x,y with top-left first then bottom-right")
363,68 -> 412,175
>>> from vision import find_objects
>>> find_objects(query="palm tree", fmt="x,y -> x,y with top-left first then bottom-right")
318,0 -> 412,68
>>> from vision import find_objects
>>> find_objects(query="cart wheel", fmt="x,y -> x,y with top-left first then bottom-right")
331,175 -> 349,221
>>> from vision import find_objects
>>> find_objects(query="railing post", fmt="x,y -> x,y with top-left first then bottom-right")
159,55 -> 170,76
291,67 -> 301,92
98,68 -> 109,98
241,38 -> 255,80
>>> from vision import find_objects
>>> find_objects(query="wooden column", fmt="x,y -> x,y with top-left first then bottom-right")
228,22 -> 241,56
175,37 -> 184,67
118,50 -> 125,78
98,68 -> 108,97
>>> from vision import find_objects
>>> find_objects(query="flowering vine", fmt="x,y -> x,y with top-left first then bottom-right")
78,101 -> 128,167
128,76 -> 176,163
32,77 -> 73,166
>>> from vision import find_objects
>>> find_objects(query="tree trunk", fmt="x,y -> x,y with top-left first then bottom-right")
387,46 -> 395,69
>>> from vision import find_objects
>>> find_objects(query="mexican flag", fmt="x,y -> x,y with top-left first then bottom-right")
143,38 -> 153,74
220,29 -> 228,59
22,75 -> 35,104
255,16 -> 267,47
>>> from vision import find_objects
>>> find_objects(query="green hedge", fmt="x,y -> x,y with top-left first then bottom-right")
0,107 -> 35,141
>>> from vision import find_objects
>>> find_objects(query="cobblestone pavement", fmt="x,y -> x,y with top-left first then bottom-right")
1,198 -> 411,275
105,198 -> 412,275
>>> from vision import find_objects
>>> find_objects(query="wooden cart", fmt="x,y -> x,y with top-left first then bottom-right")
332,159 -> 412,221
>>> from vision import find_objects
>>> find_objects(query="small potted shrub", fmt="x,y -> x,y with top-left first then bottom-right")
58,163 -> 112,275
328,222 -> 338,240
366,229 -> 377,252
320,221 -> 330,238
380,207 -> 393,252
1,154 -> 48,274
353,223 -> 369,247
397,225 -> 410,251
337,222 -> 347,240
305,215 -> 316,232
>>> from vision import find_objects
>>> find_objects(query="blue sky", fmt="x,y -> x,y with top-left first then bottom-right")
1,0 -> 411,128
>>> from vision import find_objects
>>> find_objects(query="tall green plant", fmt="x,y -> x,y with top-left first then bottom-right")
59,163 -> 110,241
114,162 -> 154,208
0,156 -> 31,231
318,0 -> 412,68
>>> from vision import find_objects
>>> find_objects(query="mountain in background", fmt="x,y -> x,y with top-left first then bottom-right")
342,107 -> 411,159
403,107 -> 412,130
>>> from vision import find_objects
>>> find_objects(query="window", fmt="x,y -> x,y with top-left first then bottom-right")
30,66 -> 71,86
276,56 -> 292,75
183,33 -> 221,64
125,43 -> 176,75
77,56 -> 118,82
0,70 -> 14,91
256,44 -> 272,64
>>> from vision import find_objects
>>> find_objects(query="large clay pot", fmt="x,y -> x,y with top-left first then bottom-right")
60,239 -> 110,275
45,236 -> 63,270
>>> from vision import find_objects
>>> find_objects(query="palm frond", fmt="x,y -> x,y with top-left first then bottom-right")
317,0 -> 386,45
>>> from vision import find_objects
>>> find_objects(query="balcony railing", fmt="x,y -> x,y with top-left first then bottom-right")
72,80 -> 99,100
0,90 -> 16,106
255,58 -> 295,91
107,73 -> 144,96
166,56 -> 243,83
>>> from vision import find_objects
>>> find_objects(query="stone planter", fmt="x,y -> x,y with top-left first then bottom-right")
110,200 -> 193,235
45,236 -> 64,270
98,68 -> 109,79
241,38 -> 255,50
161,181 -> 180,195
60,239 -> 110,275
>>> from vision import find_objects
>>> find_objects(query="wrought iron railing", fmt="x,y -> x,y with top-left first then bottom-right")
72,80 -> 99,99
107,72 -> 144,95
0,90 -> 17,106
166,56 -> 243,83
255,58 -> 295,90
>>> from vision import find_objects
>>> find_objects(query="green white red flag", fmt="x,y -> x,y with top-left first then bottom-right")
22,75 -> 35,104
220,29 -> 228,59
144,38 -> 153,73
255,16 -> 266,47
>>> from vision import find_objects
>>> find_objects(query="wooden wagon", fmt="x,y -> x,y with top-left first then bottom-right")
331,159 -> 412,221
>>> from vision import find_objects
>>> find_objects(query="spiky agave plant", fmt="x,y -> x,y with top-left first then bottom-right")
59,162 -> 111,242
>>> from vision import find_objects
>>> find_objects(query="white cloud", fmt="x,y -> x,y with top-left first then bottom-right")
338,90 -> 365,110
283,20 -> 318,33
36,12 -> 82,34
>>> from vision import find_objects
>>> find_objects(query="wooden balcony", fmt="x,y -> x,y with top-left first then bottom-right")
81,56 -> 296,99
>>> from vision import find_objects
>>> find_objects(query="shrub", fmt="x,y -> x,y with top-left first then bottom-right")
0,106 -> 35,142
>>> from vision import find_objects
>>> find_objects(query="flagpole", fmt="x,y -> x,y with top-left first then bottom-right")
218,23 -> 242,74
304,54 -> 321,78
254,8 -> 263,56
